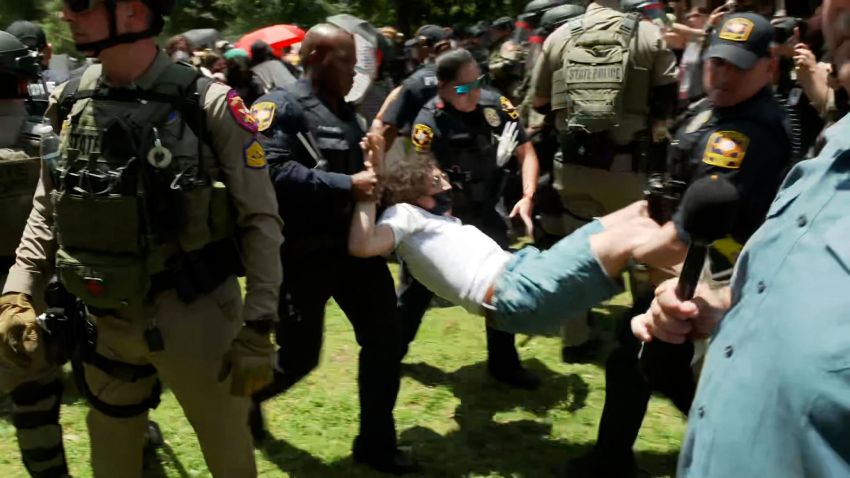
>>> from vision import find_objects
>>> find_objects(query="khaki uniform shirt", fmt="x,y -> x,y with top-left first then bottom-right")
531,3 -> 678,144
3,51 -> 283,322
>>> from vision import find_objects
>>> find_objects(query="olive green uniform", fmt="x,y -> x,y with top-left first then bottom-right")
3,51 -> 283,477
489,37 -> 526,103
530,3 -> 677,345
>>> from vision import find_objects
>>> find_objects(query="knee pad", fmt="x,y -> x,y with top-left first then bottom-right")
10,379 -> 69,478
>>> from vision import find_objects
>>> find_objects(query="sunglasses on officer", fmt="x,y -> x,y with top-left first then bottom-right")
453,75 -> 486,95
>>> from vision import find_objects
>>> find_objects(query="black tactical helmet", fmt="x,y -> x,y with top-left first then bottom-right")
520,0 -> 568,28
0,31 -> 39,79
70,0 -> 176,55
540,4 -> 587,33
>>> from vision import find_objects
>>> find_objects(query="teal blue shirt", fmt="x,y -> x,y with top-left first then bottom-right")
679,114 -> 850,477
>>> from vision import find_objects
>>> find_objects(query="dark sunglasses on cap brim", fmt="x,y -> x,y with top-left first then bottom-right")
63,0 -> 105,13
454,75 -> 486,95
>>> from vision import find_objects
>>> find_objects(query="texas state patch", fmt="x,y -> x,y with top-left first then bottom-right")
412,124 -> 434,152
251,101 -> 276,132
703,131 -> 749,169
226,89 -> 258,133
243,139 -> 267,169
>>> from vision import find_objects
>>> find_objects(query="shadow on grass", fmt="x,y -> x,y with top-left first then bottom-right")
143,442 -> 192,478
399,359 -> 678,477
255,358 -> 677,477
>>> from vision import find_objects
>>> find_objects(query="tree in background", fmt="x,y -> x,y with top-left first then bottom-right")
1,0 -> 524,57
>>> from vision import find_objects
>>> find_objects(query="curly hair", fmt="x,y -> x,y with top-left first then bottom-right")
380,151 -> 440,206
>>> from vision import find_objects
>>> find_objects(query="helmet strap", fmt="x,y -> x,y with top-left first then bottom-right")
74,0 -> 165,57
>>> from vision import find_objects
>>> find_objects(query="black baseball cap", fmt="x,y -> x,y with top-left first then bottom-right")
705,13 -> 773,69
416,25 -> 449,47
6,21 -> 47,50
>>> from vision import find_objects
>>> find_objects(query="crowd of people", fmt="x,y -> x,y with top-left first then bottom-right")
0,0 -> 849,477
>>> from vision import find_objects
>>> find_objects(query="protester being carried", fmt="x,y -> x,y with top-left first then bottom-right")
349,134 -> 660,334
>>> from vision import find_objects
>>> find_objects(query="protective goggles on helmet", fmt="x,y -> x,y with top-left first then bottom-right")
453,75 -> 486,95
63,0 -> 106,13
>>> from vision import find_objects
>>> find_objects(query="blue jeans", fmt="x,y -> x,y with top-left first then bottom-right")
489,220 -> 622,335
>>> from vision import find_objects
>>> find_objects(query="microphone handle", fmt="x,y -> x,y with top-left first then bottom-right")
676,243 -> 707,300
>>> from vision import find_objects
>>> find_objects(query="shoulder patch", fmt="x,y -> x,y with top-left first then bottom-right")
412,124 -> 435,152
703,131 -> 749,169
719,18 -> 754,42
483,107 -> 502,128
499,95 -> 519,120
251,101 -> 277,132
226,89 -> 258,133
243,139 -> 267,169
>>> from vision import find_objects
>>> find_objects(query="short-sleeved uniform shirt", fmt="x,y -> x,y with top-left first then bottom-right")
411,89 -> 528,156
382,63 -> 438,134
411,89 -> 528,242
670,88 -> 792,247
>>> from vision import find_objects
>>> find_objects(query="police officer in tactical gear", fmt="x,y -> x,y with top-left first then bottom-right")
405,48 -> 542,389
489,16 -> 526,103
5,21 -> 69,90
530,0 -> 678,358
0,30 -> 68,478
518,2 -> 588,250
0,1 -> 284,476
250,24 -> 418,475
377,25 -> 452,151
569,13 -> 793,478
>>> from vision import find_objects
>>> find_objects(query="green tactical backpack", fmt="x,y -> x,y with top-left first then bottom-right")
551,12 -> 640,132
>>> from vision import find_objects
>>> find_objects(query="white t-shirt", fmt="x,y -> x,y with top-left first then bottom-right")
379,203 -> 513,315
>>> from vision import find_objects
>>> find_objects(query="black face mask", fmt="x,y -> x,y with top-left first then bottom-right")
426,190 -> 453,216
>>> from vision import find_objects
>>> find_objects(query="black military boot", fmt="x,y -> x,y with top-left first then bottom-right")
249,401 -> 267,443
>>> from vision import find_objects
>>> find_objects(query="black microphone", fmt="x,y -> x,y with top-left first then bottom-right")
675,175 -> 740,300
637,175 -> 739,383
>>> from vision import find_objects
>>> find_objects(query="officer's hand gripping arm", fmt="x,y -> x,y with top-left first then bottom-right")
0,293 -> 40,369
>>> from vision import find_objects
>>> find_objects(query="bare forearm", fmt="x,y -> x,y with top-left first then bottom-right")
517,143 -> 539,198
348,201 -> 378,256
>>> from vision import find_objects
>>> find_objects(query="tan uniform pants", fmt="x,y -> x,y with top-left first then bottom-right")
83,276 -> 255,478
553,154 -> 646,347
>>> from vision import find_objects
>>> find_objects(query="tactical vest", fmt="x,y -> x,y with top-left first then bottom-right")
51,62 -> 236,310
426,98 -> 502,217
550,12 -> 641,133
292,84 -> 366,176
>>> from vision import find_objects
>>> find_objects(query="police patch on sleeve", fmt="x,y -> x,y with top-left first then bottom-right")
226,89 -> 258,133
243,139 -> 267,169
499,95 -> 519,120
251,101 -> 276,132
719,18 -> 754,42
703,131 -> 749,169
412,124 -> 434,151
483,107 -> 502,128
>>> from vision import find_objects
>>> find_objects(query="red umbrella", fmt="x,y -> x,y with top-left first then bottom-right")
236,24 -> 305,57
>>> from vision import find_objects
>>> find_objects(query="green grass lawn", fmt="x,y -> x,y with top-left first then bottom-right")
0,271 -> 686,477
